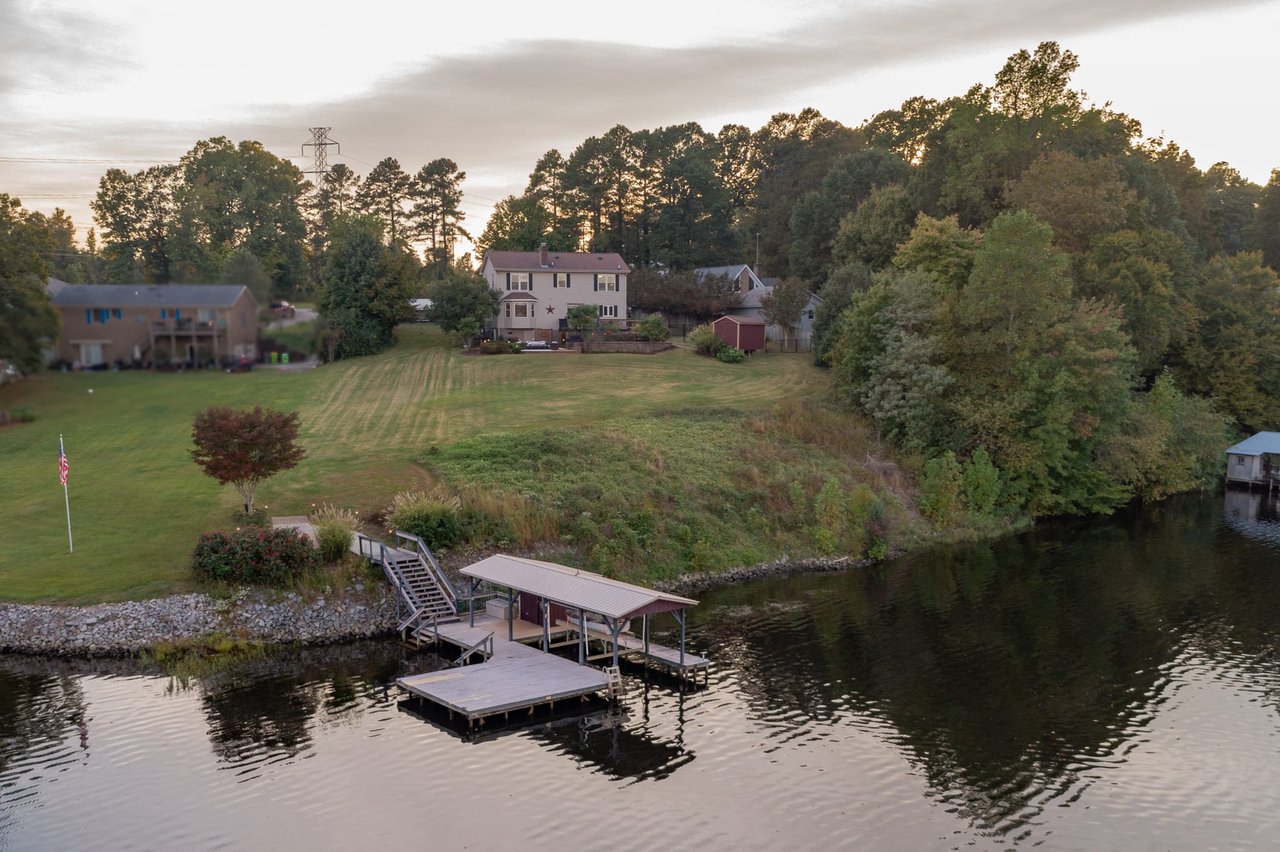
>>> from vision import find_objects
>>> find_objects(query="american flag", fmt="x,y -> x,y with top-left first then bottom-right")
59,446 -> 69,487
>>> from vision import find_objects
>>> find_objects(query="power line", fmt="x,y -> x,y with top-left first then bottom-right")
300,127 -> 340,188
0,156 -> 178,165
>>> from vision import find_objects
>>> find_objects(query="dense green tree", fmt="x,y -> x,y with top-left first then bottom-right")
1076,228 -> 1196,375
1004,151 -> 1135,253
219,247 -> 272,305
92,163 -> 180,282
628,268 -> 741,321
0,195 -> 59,372
412,158 -> 470,276
1168,252 -> 1280,431
169,137 -> 307,290
1256,170 -> 1280,272
832,184 -> 916,269
356,158 -> 413,247
811,261 -> 871,366
316,215 -> 417,359
423,272 -> 498,338
475,195 -> 555,257
892,214 -> 981,291
787,147 -> 909,282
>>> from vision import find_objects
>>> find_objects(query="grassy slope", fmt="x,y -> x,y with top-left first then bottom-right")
0,326 -> 835,603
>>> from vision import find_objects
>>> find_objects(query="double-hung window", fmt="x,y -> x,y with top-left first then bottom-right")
595,274 -> 618,292
507,272 -> 531,291
598,304 -> 618,318
554,273 -> 570,288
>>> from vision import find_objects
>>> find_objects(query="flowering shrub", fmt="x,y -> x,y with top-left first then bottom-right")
192,527 -> 320,585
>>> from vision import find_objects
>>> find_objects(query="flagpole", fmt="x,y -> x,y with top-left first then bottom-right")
60,434 -> 73,553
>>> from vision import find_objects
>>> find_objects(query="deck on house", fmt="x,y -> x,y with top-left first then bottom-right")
397,616 -> 609,723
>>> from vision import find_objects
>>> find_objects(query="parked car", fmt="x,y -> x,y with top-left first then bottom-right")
269,301 -> 296,318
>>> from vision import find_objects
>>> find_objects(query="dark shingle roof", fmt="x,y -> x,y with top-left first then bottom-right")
48,283 -> 251,308
485,251 -> 629,273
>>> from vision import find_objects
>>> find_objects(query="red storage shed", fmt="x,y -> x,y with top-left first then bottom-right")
712,315 -> 766,354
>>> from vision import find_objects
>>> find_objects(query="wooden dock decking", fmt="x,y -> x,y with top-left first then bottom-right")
565,620 -> 711,676
398,616 -> 606,723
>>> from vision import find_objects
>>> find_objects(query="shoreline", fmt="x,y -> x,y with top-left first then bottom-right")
0,554 -> 869,658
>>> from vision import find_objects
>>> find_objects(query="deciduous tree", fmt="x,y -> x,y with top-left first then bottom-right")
0,195 -> 59,372
190,406 -> 305,516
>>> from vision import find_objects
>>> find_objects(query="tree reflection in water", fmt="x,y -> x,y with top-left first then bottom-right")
695,492 -> 1280,834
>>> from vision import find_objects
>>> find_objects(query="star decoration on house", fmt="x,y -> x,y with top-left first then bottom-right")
546,306 -> 556,314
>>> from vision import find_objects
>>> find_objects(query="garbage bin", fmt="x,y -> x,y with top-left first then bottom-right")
281,353 -> 290,365
270,352 -> 279,364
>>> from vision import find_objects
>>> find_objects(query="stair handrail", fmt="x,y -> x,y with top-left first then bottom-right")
393,530 -> 459,605
453,631 -> 494,666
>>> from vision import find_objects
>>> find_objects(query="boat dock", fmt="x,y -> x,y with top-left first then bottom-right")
392,554 -> 710,726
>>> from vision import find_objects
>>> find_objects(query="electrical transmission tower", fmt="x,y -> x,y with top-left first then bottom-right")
301,127 -> 340,189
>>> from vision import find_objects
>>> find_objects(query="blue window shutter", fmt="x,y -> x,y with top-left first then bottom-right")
175,309 -> 181,320
85,309 -> 92,324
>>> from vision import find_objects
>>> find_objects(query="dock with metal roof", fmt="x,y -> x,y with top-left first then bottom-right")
395,554 -> 707,724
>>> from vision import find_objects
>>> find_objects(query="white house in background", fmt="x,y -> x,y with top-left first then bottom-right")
693,265 -> 821,345
481,244 -> 630,340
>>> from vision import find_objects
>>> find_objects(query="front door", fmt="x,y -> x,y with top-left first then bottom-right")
519,592 -> 541,625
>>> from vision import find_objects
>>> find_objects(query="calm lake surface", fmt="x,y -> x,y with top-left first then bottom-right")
4,491 -> 1280,850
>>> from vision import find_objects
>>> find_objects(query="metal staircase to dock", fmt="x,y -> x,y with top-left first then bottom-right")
354,530 -> 459,643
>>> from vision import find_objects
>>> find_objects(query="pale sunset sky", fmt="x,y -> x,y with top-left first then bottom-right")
2,0 -> 1276,248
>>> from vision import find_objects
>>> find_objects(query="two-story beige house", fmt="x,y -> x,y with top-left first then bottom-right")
46,281 -> 259,368
481,245 -> 629,340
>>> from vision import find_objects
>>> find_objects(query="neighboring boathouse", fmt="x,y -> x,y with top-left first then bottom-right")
1225,432 -> 1280,488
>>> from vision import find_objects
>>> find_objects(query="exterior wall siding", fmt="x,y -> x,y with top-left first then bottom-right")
483,261 -> 629,337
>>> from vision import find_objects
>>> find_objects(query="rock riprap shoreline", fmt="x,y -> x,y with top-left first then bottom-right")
0,554 -> 865,657
0,584 -> 399,656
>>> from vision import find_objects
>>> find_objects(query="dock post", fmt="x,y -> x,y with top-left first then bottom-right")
508,588 -> 515,642
676,610 -> 686,668
541,598 -> 550,652
578,610 -> 586,664
609,617 -> 620,668
643,614 -> 650,658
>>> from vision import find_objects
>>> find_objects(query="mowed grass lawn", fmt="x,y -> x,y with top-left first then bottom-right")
0,326 -> 826,603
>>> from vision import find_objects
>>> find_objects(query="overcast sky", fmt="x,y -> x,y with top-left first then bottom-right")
2,0 -> 1276,250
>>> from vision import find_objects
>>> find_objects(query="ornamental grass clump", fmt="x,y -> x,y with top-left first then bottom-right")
191,527 -> 320,586
312,503 -> 358,564
387,490 -> 464,548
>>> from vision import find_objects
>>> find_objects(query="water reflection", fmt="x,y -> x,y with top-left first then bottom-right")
1222,487 -> 1280,546
696,493 -> 1280,837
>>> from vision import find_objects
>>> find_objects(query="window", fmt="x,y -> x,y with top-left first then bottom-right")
807,310 -> 815,320
554,273 -> 570,288
514,303 -> 530,318
595,274 -> 617,292
507,272 -> 531,291
1236,456 -> 1246,467
112,308 -> 122,319
97,308 -> 110,323
598,304 -> 618,318
504,303 -> 510,318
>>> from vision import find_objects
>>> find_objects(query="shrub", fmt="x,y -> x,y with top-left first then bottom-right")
715,346 -> 746,363
689,324 -> 723,356
961,447 -> 1002,514
11,406 -> 35,423
633,314 -> 670,342
191,528 -> 320,586
387,490 -> 464,548
919,451 -> 964,526
312,504 -> 357,563
478,340 -> 522,354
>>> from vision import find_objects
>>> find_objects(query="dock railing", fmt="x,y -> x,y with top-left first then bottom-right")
393,529 -> 458,607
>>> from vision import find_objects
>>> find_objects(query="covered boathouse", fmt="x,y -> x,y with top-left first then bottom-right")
1225,432 -> 1280,490
396,554 -> 708,726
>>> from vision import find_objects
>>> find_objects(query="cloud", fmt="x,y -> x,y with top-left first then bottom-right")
0,1 -> 132,101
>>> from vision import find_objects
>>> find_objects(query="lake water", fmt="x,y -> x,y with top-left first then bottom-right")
4,492 -> 1280,850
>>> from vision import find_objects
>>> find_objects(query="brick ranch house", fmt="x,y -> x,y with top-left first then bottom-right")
46,280 -> 260,368
480,245 -> 629,341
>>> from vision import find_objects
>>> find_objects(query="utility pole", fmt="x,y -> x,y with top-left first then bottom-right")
754,232 -> 760,273
301,127 -> 340,190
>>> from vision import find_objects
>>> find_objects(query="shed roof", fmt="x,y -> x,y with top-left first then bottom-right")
49,283 -> 251,308
1226,432 -> 1280,456
461,554 -> 697,621
485,250 -> 629,273
713,314 -> 765,326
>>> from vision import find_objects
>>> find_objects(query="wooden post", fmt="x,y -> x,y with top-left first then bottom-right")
643,614 -> 650,658
507,588 -> 515,642
541,598 -> 549,652
676,610 -> 686,668
578,610 -> 586,665
608,617 -> 620,668
468,577 -> 476,627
